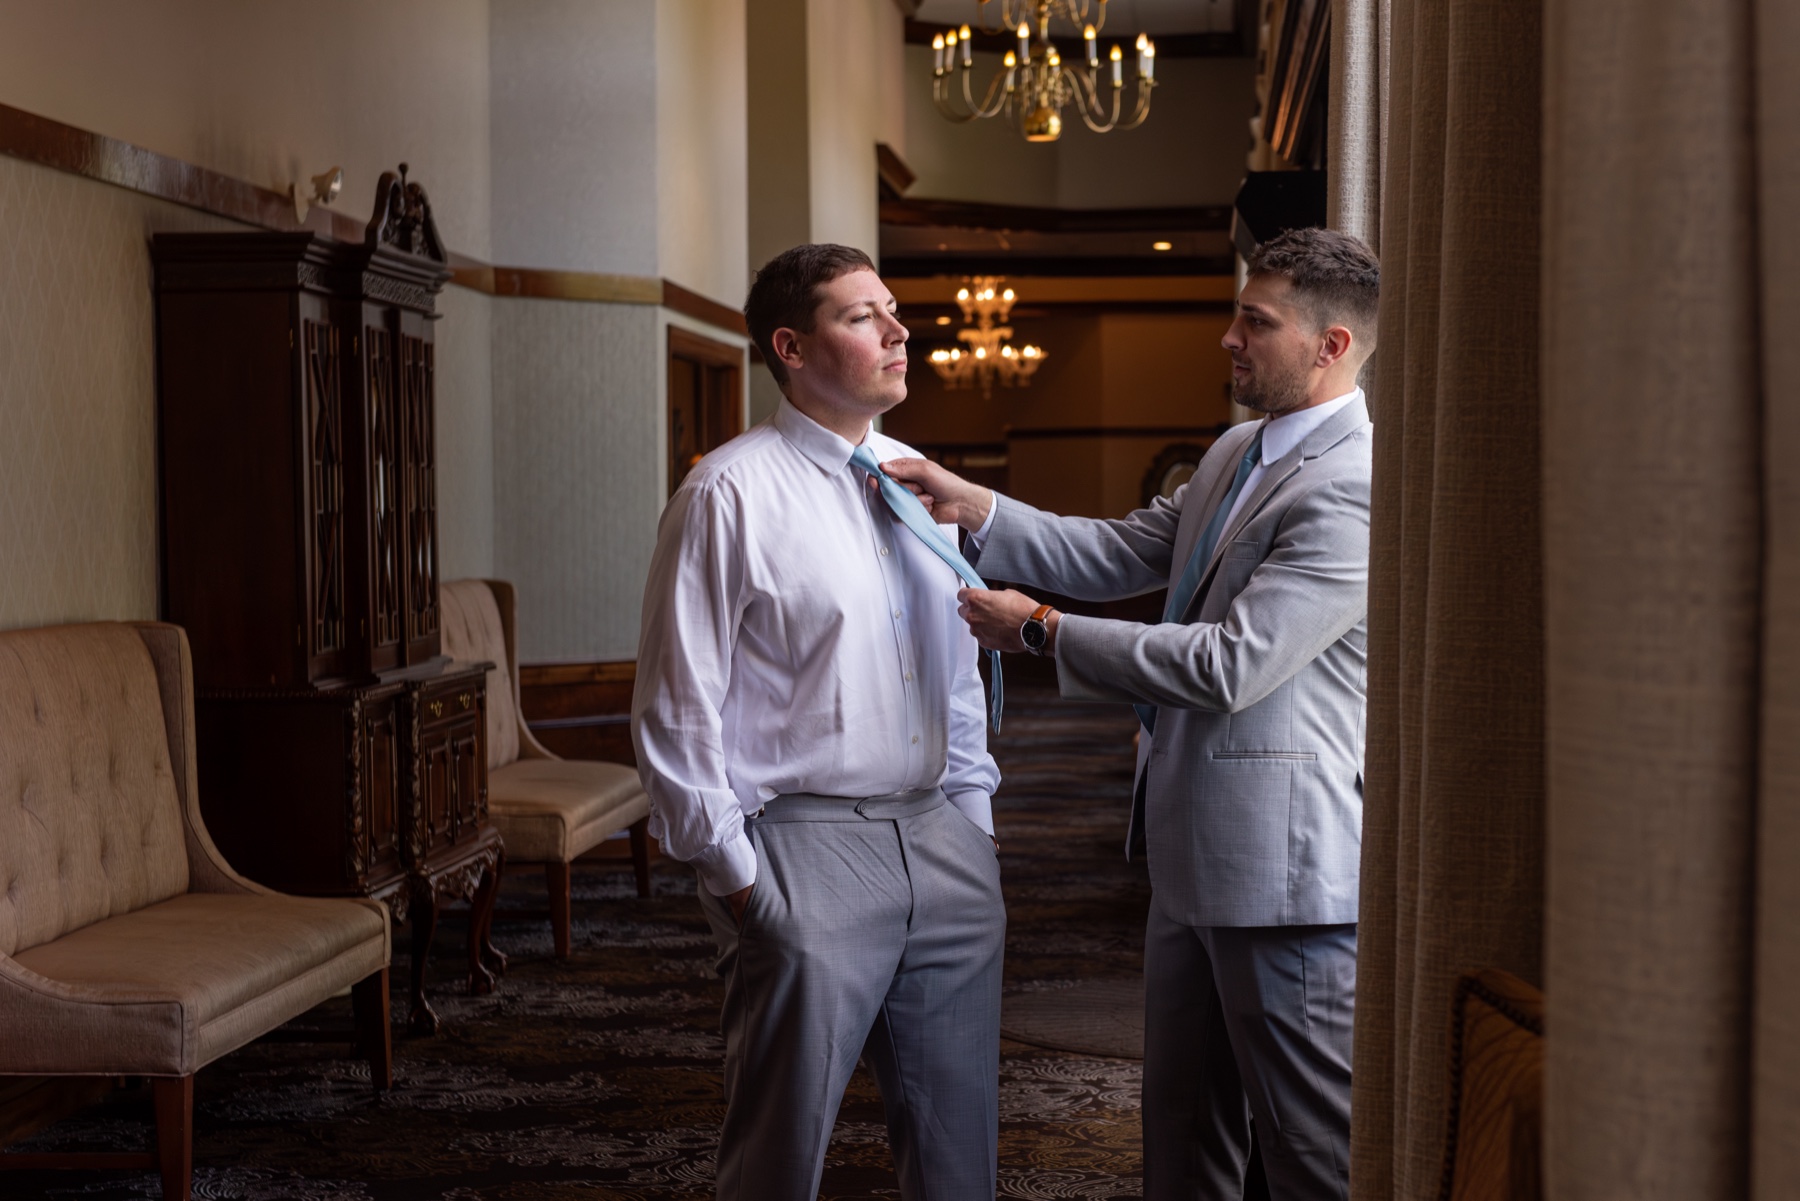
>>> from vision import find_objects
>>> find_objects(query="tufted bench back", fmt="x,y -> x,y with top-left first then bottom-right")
439,581 -> 522,771
0,623 -> 190,958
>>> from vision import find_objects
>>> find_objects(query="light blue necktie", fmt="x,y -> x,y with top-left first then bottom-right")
850,444 -> 1003,734
1134,427 -> 1265,734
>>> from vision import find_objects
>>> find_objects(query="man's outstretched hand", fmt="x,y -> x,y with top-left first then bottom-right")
958,587 -> 1056,655
878,458 -> 995,531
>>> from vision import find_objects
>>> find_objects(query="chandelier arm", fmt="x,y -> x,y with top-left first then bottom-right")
1066,69 -> 1122,133
959,64 -> 1012,118
932,75 -> 985,124
1114,81 -> 1156,130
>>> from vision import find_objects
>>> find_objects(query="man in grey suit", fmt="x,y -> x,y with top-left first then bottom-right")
885,227 -> 1377,1200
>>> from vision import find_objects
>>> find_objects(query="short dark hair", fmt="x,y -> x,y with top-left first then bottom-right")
744,243 -> 877,387
1246,227 -> 1380,350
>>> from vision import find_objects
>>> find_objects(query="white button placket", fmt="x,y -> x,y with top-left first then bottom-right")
859,461 -> 923,775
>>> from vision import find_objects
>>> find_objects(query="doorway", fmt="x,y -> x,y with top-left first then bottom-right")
667,326 -> 745,495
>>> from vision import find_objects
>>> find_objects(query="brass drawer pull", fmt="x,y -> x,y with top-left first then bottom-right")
429,700 -> 444,717
459,693 -> 473,710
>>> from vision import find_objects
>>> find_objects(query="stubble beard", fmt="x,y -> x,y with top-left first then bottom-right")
1231,357 -> 1311,416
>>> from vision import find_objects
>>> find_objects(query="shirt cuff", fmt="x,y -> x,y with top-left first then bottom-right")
968,491 -> 1000,548
945,789 -> 995,836
689,830 -> 758,896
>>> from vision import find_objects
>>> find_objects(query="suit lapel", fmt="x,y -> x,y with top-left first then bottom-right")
1169,422 -> 1261,587
1180,396 -> 1372,618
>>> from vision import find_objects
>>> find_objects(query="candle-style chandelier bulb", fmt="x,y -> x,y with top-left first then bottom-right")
931,0 -> 1156,142
930,275 -> 1048,398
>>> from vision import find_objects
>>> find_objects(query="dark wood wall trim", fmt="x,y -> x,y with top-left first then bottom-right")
0,101 -> 365,241
519,661 -> 638,766
662,280 -> 749,337
1006,424 -> 1235,440
0,101 -> 747,338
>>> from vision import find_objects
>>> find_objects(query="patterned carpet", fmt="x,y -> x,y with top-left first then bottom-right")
7,680 -> 1156,1200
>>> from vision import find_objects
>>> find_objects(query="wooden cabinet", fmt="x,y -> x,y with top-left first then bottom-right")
154,170 -> 500,1035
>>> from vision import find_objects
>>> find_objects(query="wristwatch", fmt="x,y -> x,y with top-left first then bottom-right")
1019,604 -> 1056,656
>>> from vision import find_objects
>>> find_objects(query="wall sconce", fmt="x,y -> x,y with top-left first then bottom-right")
291,167 -> 344,223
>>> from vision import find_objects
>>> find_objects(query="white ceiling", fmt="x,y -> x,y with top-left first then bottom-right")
912,0 -> 1236,36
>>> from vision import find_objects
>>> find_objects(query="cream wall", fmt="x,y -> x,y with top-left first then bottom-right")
0,155 -> 239,629
0,0 -> 494,258
489,0 -> 657,275
492,299 -> 659,664
436,287 -> 498,582
658,0 -> 751,304
807,0 -> 906,256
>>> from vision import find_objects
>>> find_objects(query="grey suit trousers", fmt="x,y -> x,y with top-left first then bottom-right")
1142,897 -> 1355,1201
696,788 -> 1006,1201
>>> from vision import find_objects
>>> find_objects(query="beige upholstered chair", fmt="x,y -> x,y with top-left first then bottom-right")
439,580 -> 652,960
0,622 -> 391,1201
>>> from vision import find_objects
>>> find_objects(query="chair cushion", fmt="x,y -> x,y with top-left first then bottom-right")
0,623 -> 190,957
439,581 -> 521,770
488,759 -> 650,863
9,891 -> 388,1075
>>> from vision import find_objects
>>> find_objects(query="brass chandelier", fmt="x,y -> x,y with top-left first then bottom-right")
930,0 -> 1156,143
929,277 -> 1047,399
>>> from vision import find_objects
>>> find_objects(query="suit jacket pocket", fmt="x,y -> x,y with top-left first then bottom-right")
1211,750 -> 1318,761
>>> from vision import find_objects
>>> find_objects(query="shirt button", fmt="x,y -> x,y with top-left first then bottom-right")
912,735 -> 920,745
894,610 -> 902,619
904,672 -> 913,682
880,547 -> 890,556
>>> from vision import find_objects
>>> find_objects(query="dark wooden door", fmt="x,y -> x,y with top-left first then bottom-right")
667,326 -> 745,495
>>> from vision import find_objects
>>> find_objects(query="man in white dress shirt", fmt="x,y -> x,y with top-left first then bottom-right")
631,244 -> 1004,1201
885,228 -> 1378,1199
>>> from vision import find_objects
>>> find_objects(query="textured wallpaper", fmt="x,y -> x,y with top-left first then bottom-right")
436,285 -> 497,582
0,156 -> 237,631
492,298 -> 662,663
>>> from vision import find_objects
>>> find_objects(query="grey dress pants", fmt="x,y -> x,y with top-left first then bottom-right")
696,788 -> 1006,1201
1141,898 -> 1356,1201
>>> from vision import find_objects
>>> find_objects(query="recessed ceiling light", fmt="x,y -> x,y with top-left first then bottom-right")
935,315 -> 953,325
1153,240 -> 1173,251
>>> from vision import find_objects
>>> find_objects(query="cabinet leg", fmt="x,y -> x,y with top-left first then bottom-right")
468,848 -> 506,994
407,886 -> 441,1037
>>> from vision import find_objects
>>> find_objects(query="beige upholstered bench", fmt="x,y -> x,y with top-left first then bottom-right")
440,580 -> 651,960
0,622 -> 391,1201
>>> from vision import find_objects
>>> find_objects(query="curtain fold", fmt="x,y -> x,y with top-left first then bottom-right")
1349,0 -> 1545,1196
1540,0 -> 1771,1193
1753,0 -> 1800,1190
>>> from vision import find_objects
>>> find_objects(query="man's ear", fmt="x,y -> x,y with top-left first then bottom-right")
1316,325 -> 1354,369
771,327 -> 805,376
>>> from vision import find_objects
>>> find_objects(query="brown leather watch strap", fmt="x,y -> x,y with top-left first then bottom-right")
1030,604 -> 1055,623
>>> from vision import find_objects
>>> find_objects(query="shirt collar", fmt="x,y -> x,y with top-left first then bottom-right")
773,397 -> 862,475
1258,388 -> 1362,465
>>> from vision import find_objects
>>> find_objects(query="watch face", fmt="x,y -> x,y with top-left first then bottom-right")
1021,620 -> 1047,650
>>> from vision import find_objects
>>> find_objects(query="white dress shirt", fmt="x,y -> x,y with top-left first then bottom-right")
969,388 -> 1364,548
632,399 -> 1001,897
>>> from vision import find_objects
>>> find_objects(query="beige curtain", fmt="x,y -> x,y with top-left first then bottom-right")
1541,0 -> 1800,1194
1347,0 -> 1546,1196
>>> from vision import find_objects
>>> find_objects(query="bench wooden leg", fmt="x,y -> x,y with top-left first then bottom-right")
629,817 -> 652,898
153,1075 -> 193,1201
547,860 -> 573,960
352,968 -> 393,1090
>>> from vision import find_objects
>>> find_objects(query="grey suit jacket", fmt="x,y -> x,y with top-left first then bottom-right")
972,398 -> 1372,926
